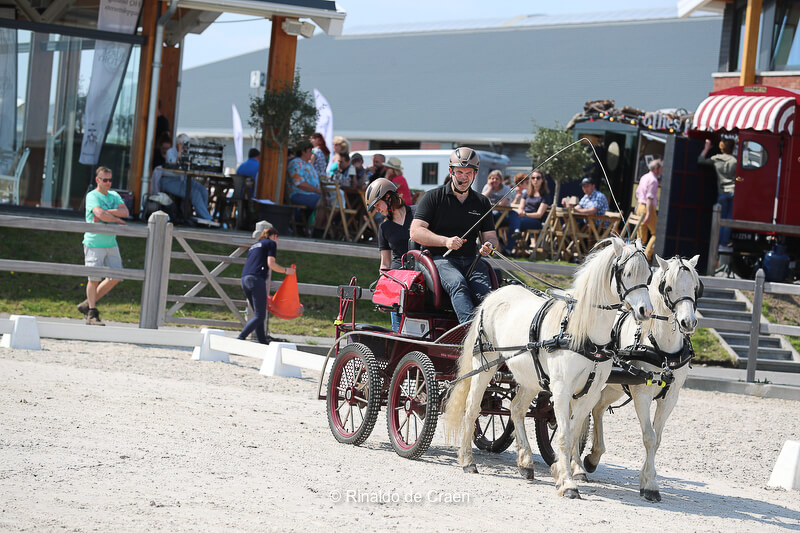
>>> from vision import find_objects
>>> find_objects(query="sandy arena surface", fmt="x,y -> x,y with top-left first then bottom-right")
1,339 -> 799,532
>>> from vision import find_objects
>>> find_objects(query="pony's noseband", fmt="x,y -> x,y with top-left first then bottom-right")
611,248 -> 652,302
658,258 -> 704,312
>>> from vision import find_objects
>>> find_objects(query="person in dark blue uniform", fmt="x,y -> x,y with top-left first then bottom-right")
366,178 -> 415,331
237,227 -> 295,343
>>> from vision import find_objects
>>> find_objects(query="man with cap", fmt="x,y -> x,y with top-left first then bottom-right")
410,147 -> 499,323
383,156 -> 413,205
562,176 -> 609,216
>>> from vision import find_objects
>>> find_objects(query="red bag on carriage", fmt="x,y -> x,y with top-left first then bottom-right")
267,264 -> 304,319
372,270 -> 424,308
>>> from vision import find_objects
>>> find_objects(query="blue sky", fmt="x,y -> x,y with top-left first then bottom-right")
182,0 -> 680,69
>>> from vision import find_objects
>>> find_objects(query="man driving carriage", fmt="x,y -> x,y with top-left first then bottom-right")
410,147 -> 500,323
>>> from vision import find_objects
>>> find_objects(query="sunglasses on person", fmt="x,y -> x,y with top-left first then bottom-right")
99,178 -> 112,183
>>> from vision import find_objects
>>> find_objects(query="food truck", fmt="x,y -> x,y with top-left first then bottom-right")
689,85 -> 800,279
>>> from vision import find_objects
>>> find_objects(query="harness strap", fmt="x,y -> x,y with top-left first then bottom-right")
648,332 -> 694,370
572,361 -> 598,399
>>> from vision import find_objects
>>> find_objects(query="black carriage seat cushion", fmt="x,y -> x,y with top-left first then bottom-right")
353,323 -> 394,333
403,250 -> 499,311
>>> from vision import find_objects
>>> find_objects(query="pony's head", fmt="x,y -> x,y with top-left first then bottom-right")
568,237 -> 653,347
653,255 -> 701,334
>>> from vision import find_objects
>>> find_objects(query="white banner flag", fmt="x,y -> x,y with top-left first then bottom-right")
313,89 -> 333,153
79,0 -> 143,165
0,28 -> 16,174
232,104 -> 243,165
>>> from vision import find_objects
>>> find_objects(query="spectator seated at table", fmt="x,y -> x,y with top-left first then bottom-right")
482,169 -> 512,226
286,140 -> 322,211
152,133 -> 213,222
504,169 -> 551,254
236,148 -> 260,196
310,132 -> 330,178
561,177 -> 609,226
350,153 -> 368,190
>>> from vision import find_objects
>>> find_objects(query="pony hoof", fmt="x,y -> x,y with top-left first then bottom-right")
518,466 -> 535,480
463,464 -> 479,474
640,489 -> 661,502
583,457 -> 598,473
563,488 -> 581,499
574,473 -> 588,483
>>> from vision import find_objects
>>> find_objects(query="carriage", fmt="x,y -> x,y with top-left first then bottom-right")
315,249 -> 561,463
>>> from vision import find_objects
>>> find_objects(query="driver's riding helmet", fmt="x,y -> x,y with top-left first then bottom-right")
366,178 -> 398,210
449,147 -> 480,172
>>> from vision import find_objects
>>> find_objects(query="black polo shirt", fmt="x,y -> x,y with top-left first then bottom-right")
414,182 -> 495,258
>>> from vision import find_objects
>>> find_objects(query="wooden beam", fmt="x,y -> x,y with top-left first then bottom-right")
256,16 -> 297,202
739,0 -> 762,86
158,44 -> 181,136
128,0 -> 159,215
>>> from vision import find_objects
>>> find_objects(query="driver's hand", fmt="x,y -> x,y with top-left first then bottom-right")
479,241 -> 494,257
445,236 -> 464,250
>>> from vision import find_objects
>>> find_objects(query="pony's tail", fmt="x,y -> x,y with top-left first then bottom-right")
442,316 -> 482,445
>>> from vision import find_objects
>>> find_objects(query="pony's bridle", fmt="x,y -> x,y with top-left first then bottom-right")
610,248 -> 652,302
657,258 -> 704,313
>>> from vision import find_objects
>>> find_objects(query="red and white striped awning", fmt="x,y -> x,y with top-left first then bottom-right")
692,95 -> 796,134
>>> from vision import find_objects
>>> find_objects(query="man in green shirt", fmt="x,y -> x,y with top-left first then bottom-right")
78,167 -> 129,325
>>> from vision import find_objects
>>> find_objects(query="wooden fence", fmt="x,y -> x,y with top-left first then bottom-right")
2,212 -> 799,382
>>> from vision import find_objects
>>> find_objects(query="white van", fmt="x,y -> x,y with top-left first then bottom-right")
353,149 -> 511,193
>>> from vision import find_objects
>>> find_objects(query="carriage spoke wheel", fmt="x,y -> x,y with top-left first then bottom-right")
534,398 -> 591,467
326,343 -> 381,445
473,381 -> 516,453
386,351 -> 439,460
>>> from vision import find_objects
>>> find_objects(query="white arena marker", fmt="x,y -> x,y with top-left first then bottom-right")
191,328 -> 230,362
768,440 -> 800,490
260,342 -> 302,378
0,315 -> 41,350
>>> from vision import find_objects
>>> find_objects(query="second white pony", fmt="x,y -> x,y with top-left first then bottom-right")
443,237 -> 653,499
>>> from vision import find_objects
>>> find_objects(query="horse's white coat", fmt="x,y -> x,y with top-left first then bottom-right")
443,238 -> 653,498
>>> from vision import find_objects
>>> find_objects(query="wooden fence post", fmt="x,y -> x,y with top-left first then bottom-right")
707,203 -> 721,276
140,211 -> 171,329
746,268 -> 765,383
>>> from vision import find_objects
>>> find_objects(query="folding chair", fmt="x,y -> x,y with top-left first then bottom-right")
320,180 -> 358,240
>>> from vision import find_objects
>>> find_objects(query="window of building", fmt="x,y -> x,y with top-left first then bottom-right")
771,1 -> 800,70
421,162 -> 438,185
0,23 -> 140,209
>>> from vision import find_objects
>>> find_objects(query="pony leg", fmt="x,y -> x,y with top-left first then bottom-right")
584,385 -> 625,473
568,381 -> 607,482
641,386 -> 683,501
549,382 -> 580,499
509,385 -> 539,480
630,385 -> 660,502
457,369 -> 494,473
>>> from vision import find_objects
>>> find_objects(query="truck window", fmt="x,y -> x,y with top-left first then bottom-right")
741,141 -> 767,170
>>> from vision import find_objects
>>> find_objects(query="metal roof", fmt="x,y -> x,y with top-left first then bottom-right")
178,11 -> 722,144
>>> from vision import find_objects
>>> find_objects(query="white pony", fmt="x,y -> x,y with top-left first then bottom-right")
443,237 -> 653,499
584,255 -> 701,502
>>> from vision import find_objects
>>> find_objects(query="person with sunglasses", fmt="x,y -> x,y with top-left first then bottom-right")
77,167 -> 128,326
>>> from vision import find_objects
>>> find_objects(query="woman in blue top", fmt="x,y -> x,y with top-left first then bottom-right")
504,170 -> 551,255
237,227 -> 295,344
366,178 -> 414,332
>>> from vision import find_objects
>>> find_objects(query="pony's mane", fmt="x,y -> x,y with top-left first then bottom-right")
567,237 -> 649,349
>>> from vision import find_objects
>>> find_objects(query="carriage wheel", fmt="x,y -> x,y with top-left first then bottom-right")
326,343 -> 381,446
386,351 -> 439,460
473,382 -> 516,453
535,407 -> 591,467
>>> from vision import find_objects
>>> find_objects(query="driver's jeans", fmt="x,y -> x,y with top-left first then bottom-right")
433,255 -> 492,323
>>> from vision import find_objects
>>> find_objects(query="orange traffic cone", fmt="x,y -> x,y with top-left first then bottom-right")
268,264 -> 304,319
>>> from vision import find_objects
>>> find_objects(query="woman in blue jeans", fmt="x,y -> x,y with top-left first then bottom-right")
504,170 -> 551,255
237,227 -> 295,344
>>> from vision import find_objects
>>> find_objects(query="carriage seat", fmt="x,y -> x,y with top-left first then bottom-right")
402,249 -> 499,311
